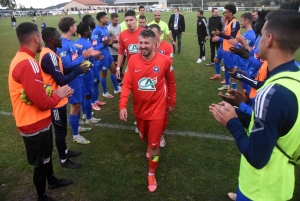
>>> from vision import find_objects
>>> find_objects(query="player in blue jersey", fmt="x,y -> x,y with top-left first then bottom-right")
57,17 -> 94,145
76,22 -> 102,124
92,12 -> 121,99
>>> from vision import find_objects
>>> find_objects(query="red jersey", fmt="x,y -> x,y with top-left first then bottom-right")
118,27 -> 145,62
157,40 -> 173,63
119,53 -> 176,120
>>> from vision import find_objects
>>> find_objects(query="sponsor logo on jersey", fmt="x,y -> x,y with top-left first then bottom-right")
153,66 -> 160,73
128,44 -> 139,54
60,51 -> 67,57
71,51 -> 78,61
75,44 -> 83,49
92,40 -> 97,46
138,77 -> 157,91
102,36 -> 108,41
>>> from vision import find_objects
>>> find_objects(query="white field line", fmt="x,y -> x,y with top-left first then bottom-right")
0,111 -> 234,141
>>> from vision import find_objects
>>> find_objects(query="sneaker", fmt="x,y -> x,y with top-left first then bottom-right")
114,86 -> 122,94
86,117 -> 101,124
228,192 -> 237,201
48,178 -> 73,189
146,147 -> 150,159
220,79 -> 226,84
73,135 -> 90,145
67,150 -> 82,158
78,126 -> 91,133
196,58 -> 202,63
206,62 -> 214,66
82,112 -> 94,120
103,92 -> 114,98
135,127 -> 138,134
95,100 -> 106,106
218,85 -> 230,90
210,74 -> 221,80
221,66 -> 225,71
201,56 -> 206,61
148,175 -> 157,192
160,135 -> 166,148
92,103 -> 101,111
61,159 -> 81,169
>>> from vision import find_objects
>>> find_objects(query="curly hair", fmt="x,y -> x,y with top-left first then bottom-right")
224,4 -> 237,15
58,17 -> 76,33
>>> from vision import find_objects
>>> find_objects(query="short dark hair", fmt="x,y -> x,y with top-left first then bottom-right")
224,4 -> 237,15
16,22 -> 39,44
198,10 -> 204,15
148,23 -> 161,32
82,14 -> 93,23
96,12 -> 107,21
41,27 -> 57,43
58,17 -> 76,33
139,15 -> 146,20
139,29 -> 155,39
125,10 -> 136,18
212,7 -> 218,12
265,9 -> 300,53
174,7 -> 179,11
252,10 -> 258,14
111,13 -> 118,19
240,12 -> 253,23
255,10 -> 270,35
77,22 -> 90,36
139,5 -> 145,11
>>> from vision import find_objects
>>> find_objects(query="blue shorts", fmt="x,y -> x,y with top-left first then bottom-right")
100,54 -> 114,72
223,51 -> 236,69
82,84 -> 94,96
215,47 -> 224,60
68,87 -> 83,104
237,187 -> 252,201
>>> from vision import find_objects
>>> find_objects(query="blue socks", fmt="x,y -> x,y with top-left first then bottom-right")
100,78 -> 107,94
225,71 -> 230,86
69,114 -> 79,136
231,82 -> 237,90
215,62 -> 221,75
92,82 -> 99,103
110,74 -> 119,91
84,99 -> 92,120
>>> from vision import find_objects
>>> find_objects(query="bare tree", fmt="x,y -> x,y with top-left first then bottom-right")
0,0 -> 16,9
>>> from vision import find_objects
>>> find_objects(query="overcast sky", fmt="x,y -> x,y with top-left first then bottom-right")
15,0 -> 68,9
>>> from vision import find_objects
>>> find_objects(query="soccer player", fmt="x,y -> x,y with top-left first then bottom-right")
116,10 -> 145,79
168,7 -> 185,54
41,19 -> 46,30
119,29 -> 176,192
92,12 -> 121,99
81,14 -> 107,111
148,10 -> 176,47
138,15 -> 148,28
8,22 -> 73,201
76,22 -> 102,124
136,5 -> 146,19
40,27 -> 90,169
195,10 -> 209,63
212,4 -> 240,91
11,14 -> 16,29
209,10 -> 300,200
57,17 -> 94,145
148,24 -> 173,148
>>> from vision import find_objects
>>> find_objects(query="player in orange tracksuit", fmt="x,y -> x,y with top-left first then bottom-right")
119,29 -> 176,192
148,23 -> 174,148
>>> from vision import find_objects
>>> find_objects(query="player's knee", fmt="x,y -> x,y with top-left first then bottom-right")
214,58 -> 219,63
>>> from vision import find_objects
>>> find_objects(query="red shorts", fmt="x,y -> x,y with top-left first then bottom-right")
136,117 -> 164,148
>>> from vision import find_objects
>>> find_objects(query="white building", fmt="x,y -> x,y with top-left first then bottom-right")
63,0 -> 108,12
114,0 -> 167,7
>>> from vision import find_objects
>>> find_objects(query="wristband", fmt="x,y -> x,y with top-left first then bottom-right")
116,67 -> 120,71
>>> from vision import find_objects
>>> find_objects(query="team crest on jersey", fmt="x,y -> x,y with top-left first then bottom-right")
153,66 -> 160,73
138,77 -> 157,91
75,44 -> 83,49
128,44 -> 139,54
160,50 -> 165,54
60,51 -> 67,57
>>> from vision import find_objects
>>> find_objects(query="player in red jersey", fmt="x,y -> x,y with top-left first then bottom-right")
119,29 -> 176,192
116,10 -> 145,79
148,23 -> 174,148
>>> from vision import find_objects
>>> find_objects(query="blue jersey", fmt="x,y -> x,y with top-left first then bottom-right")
246,35 -> 263,78
57,37 -> 85,89
75,38 -> 94,86
41,22 -> 46,30
92,25 -> 110,55
235,29 -> 256,71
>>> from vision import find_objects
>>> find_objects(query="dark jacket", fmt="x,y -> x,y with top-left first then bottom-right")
168,13 -> 185,33
197,17 -> 209,38
208,16 -> 222,37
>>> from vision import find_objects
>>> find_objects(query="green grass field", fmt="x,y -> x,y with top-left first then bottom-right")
0,11 -> 300,201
